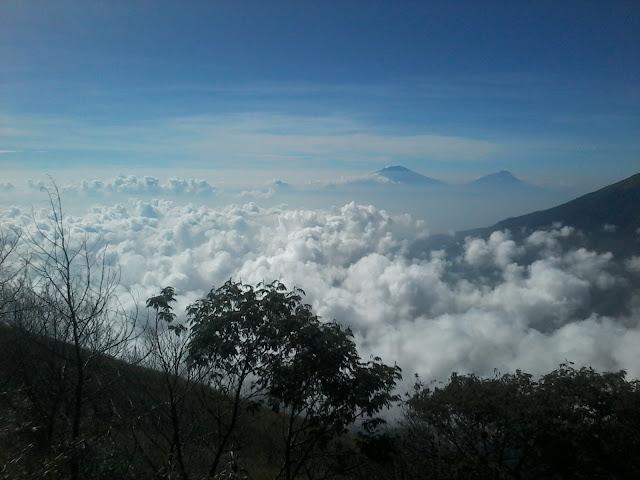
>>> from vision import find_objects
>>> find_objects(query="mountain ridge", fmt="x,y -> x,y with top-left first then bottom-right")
463,172 -> 640,256
491,172 -> 640,234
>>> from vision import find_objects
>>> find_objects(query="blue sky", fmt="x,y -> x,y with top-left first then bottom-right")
1,0 -> 639,188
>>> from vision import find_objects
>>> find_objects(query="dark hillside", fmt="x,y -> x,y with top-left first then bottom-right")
452,172 -> 640,256
0,323 -> 317,479
412,173 -> 640,257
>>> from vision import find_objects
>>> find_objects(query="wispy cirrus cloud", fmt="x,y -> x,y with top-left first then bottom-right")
1,110 -> 498,169
176,114 -> 498,162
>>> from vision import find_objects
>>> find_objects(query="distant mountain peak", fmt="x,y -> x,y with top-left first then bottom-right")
470,170 -> 526,187
373,165 -> 443,185
378,165 -> 411,173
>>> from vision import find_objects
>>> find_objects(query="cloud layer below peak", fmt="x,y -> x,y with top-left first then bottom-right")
3,198 -> 639,389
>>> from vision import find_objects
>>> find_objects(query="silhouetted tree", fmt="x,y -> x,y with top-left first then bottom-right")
3,182 -> 137,479
0,226 -> 22,316
403,363 -> 640,479
187,279 -> 401,480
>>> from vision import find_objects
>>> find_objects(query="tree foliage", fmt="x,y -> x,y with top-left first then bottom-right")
402,363 -> 640,479
186,279 -> 402,480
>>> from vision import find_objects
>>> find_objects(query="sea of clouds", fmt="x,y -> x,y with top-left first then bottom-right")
2,176 -> 639,391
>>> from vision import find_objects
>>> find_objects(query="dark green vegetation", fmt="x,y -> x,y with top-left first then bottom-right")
2,180 -> 640,478
0,289 -> 399,480
3,322 -> 640,479
393,366 -> 640,479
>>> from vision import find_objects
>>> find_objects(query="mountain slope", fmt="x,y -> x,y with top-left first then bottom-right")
418,172 -> 640,257
481,172 -> 640,255
491,173 -> 640,233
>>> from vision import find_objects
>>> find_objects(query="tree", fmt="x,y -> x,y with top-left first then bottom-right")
187,279 -> 402,480
0,224 -> 25,321
129,286 -> 215,480
0,224 -> 24,401
132,283 -> 267,480
534,363 -> 640,477
263,288 -> 401,480
8,182 -> 137,479
186,280 -> 291,478
132,286 -> 191,479
403,370 -> 538,478
403,364 -> 640,479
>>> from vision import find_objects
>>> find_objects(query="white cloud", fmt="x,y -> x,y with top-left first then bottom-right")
239,179 -> 292,199
463,230 -> 523,268
3,197 -> 639,390
627,256 -> 640,274
26,175 -> 218,198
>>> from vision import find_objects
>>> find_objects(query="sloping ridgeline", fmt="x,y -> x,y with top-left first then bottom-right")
486,172 -> 640,256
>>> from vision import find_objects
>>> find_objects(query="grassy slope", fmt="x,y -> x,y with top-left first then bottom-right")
0,323 -> 320,479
